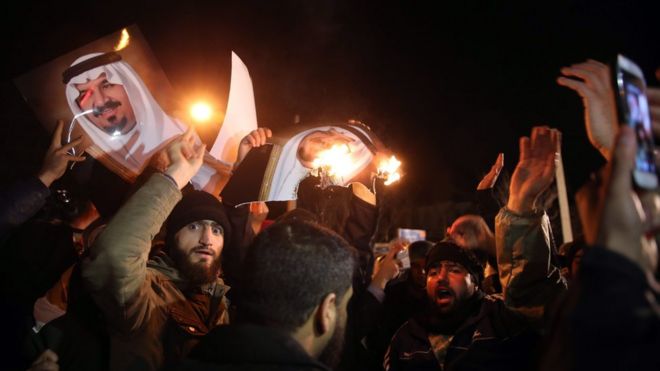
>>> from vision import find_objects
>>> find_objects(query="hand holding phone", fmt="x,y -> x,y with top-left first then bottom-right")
612,54 -> 658,189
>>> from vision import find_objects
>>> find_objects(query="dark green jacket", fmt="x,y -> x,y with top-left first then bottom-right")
82,174 -> 229,371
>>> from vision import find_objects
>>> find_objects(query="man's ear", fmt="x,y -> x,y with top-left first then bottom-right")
314,293 -> 337,336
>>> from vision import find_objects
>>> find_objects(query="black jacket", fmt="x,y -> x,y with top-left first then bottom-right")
180,324 -> 330,371
385,294 -> 539,371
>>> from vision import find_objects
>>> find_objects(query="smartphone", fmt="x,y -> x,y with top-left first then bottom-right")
396,228 -> 426,270
397,228 -> 427,243
612,54 -> 658,189
396,248 -> 411,270
373,242 -> 410,270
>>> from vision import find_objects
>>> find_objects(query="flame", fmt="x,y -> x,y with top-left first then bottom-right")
312,144 -> 359,178
190,102 -> 213,122
114,28 -> 130,51
378,155 -> 402,186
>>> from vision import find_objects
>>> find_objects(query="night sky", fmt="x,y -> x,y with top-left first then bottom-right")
2,0 -> 659,208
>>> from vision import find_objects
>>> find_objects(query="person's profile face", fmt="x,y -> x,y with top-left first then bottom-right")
410,260 -> 427,288
318,287 -> 352,367
297,129 -> 355,168
74,72 -> 137,135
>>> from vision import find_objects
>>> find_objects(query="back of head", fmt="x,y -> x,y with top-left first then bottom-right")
237,220 -> 356,331
273,207 -> 320,225
409,240 -> 434,262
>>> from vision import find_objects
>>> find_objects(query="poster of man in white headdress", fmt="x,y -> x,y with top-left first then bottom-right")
221,121 -> 399,206
15,25 -> 257,193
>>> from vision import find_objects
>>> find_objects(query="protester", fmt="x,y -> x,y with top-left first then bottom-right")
446,214 -> 501,294
0,120 -> 86,370
385,126 -> 566,370
366,240 -> 434,364
182,220 -> 356,370
80,127 -> 233,370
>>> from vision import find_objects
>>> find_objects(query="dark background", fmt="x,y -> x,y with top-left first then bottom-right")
1,0 -> 659,207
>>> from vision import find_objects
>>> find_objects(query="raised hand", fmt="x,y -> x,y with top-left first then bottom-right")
38,120 -> 86,187
164,127 -> 206,189
248,202 -> 270,234
507,127 -> 560,214
557,59 -> 617,159
597,126 -> 658,272
371,239 -> 405,290
237,127 -> 272,165
477,153 -> 504,190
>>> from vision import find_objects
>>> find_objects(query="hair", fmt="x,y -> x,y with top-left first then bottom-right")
273,207 -> 320,225
236,220 -> 356,331
409,240 -> 434,262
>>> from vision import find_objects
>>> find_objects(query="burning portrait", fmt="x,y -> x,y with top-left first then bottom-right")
221,121 -> 401,206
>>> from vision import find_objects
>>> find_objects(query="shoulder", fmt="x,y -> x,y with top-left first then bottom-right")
391,317 -> 429,347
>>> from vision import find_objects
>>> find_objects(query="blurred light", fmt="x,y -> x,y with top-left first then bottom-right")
190,102 -> 213,122
377,155 -> 402,186
114,28 -> 130,51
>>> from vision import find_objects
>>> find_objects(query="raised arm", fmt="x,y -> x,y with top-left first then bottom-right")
0,120 -> 84,239
81,128 -> 205,330
557,59 -> 617,160
496,127 -> 566,319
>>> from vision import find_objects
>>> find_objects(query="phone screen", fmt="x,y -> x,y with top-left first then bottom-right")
397,228 -> 426,243
615,55 -> 657,188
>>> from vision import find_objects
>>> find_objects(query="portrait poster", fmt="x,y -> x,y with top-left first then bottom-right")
221,122 -> 382,206
15,25 -> 257,192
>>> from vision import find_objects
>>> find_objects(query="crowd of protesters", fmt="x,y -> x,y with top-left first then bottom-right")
1,57 -> 659,371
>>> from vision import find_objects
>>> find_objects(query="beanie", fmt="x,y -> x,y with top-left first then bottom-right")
425,241 -> 487,284
166,190 -> 231,244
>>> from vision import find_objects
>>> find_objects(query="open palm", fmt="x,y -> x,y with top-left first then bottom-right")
508,127 -> 560,214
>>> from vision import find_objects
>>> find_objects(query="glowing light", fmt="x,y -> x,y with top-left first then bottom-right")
312,144 -> 359,178
377,155 -> 402,186
190,102 -> 213,122
114,28 -> 130,51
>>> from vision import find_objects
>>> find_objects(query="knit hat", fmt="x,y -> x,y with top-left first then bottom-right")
425,241 -> 487,284
166,190 -> 231,244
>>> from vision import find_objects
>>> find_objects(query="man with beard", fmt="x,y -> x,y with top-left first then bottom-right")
181,220 -> 356,371
82,128 -> 231,371
385,127 -> 567,370
63,52 -> 189,180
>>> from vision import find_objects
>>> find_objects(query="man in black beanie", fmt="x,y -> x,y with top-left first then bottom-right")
384,241 -> 537,371
82,128 -> 232,371
164,189 -> 231,286
385,127 -> 567,371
